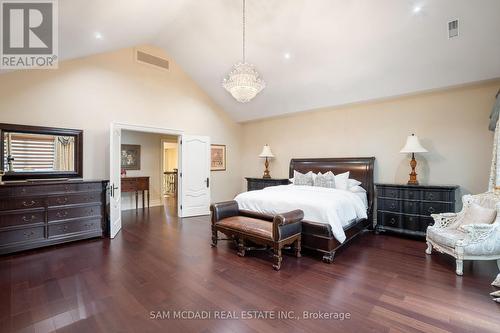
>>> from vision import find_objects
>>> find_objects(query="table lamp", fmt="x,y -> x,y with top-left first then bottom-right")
400,134 -> 428,185
259,144 -> 275,179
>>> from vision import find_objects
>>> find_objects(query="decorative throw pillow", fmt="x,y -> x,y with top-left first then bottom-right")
458,203 -> 497,231
334,172 -> 350,190
314,172 -> 336,188
293,170 -> 314,186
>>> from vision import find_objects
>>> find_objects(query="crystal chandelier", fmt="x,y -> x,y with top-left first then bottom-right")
222,0 -> 265,103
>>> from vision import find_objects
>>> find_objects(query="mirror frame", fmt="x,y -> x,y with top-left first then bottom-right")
0,123 -> 83,180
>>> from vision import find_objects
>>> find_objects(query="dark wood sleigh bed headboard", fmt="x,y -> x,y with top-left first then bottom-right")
289,157 -> 376,214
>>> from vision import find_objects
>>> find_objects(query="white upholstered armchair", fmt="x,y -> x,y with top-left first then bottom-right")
426,192 -> 500,277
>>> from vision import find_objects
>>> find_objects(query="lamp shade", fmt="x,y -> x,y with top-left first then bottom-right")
259,144 -> 275,158
400,134 -> 428,153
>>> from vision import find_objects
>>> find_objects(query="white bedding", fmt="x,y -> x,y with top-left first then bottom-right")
234,185 -> 368,243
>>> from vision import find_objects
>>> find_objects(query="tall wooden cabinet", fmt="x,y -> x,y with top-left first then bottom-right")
0,180 -> 108,255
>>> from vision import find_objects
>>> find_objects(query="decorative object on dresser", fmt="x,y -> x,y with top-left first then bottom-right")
0,123 -> 83,180
376,183 -> 458,237
259,144 -> 274,178
400,134 -> 428,185
210,201 -> 303,270
121,176 -> 150,209
210,144 -> 226,171
121,144 -> 141,170
0,179 -> 108,255
245,177 -> 289,191
426,192 -> 500,278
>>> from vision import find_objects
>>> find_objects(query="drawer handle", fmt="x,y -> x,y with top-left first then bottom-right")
390,218 -> 396,225
56,197 -> 68,204
56,211 -> 68,218
84,223 -> 94,228
22,215 -> 36,222
428,193 -> 434,200
428,207 -> 435,214
24,231 -> 35,238
22,200 -> 36,207
390,203 -> 396,209
60,225 -> 68,231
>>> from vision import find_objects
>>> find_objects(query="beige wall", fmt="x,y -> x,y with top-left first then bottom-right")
121,131 -> 169,210
0,45 -> 243,203
241,81 -> 500,201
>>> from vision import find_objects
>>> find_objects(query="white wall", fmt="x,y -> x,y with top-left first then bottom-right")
241,81 -> 500,201
121,131 -> 169,210
0,45 -> 243,203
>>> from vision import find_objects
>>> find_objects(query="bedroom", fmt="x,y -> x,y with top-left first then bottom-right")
0,0 -> 499,332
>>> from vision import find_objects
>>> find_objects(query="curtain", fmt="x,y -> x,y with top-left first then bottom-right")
54,136 -> 75,171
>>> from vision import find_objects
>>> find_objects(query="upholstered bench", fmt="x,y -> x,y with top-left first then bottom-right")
210,201 -> 303,270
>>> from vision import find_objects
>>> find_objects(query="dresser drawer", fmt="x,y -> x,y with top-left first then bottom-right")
13,182 -> 102,196
136,178 -> 149,191
421,201 -> 450,216
48,205 -> 101,222
420,216 -> 434,230
379,187 -> 400,199
0,197 -> 45,211
402,189 -> 421,200
0,210 -> 45,229
48,218 -> 101,237
378,212 -> 402,229
403,200 -> 419,214
403,215 -> 420,232
0,226 -> 44,245
423,190 -> 452,202
47,192 -> 102,207
378,198 -> 401,212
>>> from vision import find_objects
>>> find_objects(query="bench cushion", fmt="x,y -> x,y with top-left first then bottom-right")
216,216 -> 272,240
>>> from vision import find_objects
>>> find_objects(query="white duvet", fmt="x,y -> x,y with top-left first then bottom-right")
234,185 -> 367,243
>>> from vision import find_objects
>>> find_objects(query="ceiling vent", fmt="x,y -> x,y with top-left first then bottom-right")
448,19 -> 459,38
135,50 -> 169,71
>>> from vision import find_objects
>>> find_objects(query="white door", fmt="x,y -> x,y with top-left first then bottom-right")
109,124 -> 122,238
179,135 -> 210,217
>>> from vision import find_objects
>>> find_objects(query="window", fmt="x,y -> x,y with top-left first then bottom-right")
4,133 -> 56,172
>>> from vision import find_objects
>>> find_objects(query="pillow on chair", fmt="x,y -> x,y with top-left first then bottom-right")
458,203 -> 497,231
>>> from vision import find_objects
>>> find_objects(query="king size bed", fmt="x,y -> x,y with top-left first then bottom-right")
235,157 -> 375,263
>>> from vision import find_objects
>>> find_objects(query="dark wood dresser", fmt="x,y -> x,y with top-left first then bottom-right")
0,179 -> 108,255
245,177 -> 289,191
375,183 -> 458,237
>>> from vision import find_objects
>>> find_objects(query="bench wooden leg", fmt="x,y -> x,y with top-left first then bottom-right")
211,227 -> 218,247
273,246 -> 282,271
237,239 -> 246,257
295,237 -> 301,258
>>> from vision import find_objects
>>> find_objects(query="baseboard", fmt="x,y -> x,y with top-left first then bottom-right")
121,199 -> 164,211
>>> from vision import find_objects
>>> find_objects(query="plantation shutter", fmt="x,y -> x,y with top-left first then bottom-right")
4,133 -> 55,171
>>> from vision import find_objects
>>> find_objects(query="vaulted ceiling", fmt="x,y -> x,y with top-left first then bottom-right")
58,0 -> 500,121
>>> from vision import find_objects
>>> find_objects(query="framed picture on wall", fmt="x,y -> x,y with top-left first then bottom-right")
211,144 -> 226,171
121,144 -> 141,170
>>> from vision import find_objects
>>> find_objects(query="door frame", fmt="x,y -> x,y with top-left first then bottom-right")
110,122 -> 183,225
160,139 -> 179,198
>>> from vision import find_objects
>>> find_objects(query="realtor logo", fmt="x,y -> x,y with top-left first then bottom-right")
1,0 -> 58,69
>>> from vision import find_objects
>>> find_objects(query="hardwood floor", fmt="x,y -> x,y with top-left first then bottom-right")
1,206 -> 499,333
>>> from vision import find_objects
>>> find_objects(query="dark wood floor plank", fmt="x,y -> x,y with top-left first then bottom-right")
0,203 -> 499,333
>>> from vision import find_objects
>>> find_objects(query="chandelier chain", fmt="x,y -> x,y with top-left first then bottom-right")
242,0 -> 246,63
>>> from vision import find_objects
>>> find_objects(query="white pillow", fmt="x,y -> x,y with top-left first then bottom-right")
349,185 -> 366,193
348,179 -> 362,188
334,172 -> 350,190
458,203 -> 497,231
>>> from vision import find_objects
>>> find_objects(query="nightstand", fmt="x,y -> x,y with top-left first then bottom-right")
245,177 -> 289,191
375,183 -> 458,237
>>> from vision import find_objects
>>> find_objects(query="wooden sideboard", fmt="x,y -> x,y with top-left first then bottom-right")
0,179 -> 108,255
375,183 -> 458,237
121,177 -> 150,209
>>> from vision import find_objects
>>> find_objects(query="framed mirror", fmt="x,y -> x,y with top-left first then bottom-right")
0,123 -> 83,180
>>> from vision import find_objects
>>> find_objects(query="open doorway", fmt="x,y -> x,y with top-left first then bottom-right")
109,122 -> 211,238
161,138 -> 178,216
